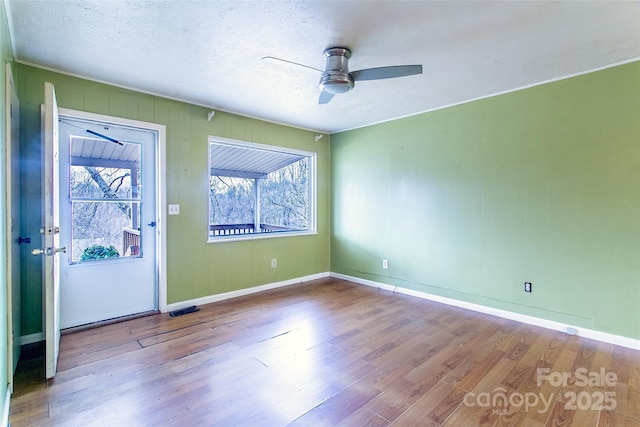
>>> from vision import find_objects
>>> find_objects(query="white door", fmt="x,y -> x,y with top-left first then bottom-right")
57,114 -> 158,329
37,82 -> 62,379
5,64 -> 21,389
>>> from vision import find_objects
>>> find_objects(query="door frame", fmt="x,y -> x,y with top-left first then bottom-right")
58,108 -> 168,314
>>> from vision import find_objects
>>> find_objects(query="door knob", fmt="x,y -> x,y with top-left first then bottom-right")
31,247 -> 64,256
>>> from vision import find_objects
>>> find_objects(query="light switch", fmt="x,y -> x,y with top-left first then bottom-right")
168,204 -> 180,215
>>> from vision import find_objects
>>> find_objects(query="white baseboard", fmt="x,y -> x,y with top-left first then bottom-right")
20,332 -> 44,346
331,272 -> 640,350
165,272 -> 331,312
1,385 -> 10,427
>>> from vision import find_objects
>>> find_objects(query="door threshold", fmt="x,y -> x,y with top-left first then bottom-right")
61,310 -> 160,335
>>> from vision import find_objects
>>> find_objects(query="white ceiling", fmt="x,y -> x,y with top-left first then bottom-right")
7,1 -> 640,134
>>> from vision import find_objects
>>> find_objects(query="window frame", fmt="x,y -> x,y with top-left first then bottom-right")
207,136 -> 317,243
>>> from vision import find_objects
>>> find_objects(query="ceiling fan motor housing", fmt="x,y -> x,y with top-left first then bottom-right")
319,47 -> 355,94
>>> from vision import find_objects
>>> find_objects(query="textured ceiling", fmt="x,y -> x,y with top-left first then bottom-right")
7,1 -> 640,133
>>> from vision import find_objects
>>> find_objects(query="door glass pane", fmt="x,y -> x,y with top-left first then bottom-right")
70,166 -> 140,199
69,201 -> 141,263
70,201 -> 141,263
68,136 -> 142,263
69,135 -> 141,199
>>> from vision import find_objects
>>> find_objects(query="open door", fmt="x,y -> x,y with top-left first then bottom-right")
32,82 -> 63,379
5,64 -> 21,390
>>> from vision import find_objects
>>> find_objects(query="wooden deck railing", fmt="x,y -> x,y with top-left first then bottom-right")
209,223 -> 298,237
123,228 -> 140,255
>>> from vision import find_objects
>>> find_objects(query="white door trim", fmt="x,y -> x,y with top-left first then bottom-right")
58,108 -> 167,314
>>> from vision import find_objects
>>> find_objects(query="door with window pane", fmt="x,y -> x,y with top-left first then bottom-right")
58,115 -> 157,328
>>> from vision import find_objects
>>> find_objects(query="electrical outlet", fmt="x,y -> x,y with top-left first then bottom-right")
271,258 -> 277,269
382,259 -> 388,269
168,204 -> 180,215
524,282 -> 532,293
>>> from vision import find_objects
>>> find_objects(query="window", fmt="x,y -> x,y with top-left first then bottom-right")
68,136 -> 143,262
208,137 -> 316,241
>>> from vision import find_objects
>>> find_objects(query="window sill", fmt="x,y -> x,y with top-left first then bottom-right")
207,229 -> 318,244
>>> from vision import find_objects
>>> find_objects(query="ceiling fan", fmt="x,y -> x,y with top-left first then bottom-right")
263,47 -> 423,104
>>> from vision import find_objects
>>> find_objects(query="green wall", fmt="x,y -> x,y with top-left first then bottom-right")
331,61 -> 640,340
17,64 -> 330,336
0,0 -> 12,417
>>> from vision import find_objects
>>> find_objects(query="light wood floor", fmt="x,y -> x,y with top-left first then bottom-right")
9,277 -> 640,426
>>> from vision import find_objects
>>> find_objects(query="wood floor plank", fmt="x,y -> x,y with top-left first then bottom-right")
56,339 -> 142,371
9,277 -> 640,426
7,401 -> 49,427
501,362 -> 535,391
363,364 -> 450,422
625,376 -> 640,421
440,399 -> 500,427
471,357 -> 517,393
337,408 -> 390,427
451,348 -> 507,392
287,381 -> 382,426
389,380 -> 466,425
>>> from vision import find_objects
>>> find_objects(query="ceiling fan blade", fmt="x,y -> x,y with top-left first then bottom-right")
318,91 -> 334,105
352,65 -> 423,81
262,56 -> 323,73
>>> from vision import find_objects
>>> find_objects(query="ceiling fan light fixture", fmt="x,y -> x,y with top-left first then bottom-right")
319,72 -> 355,94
